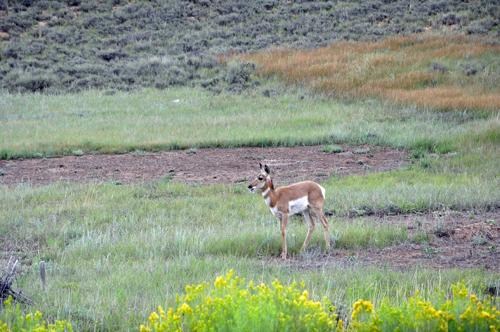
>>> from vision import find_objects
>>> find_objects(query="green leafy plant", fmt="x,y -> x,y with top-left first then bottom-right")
350,282 -> 500,331
130,149 -> 149,157
424,246 -> 443,258
0,296 -> 73,332
320,145 -> 343,153
162,174 -> 176,183
141,271 -> 339,332
471,235 -> 488,246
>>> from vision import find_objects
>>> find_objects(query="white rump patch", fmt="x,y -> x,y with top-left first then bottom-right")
319,185 -> 326,199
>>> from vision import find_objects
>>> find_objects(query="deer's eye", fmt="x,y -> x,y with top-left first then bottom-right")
258,177 -> 263,181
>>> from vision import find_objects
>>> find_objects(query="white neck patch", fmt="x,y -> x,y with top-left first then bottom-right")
261,187 -> 270,196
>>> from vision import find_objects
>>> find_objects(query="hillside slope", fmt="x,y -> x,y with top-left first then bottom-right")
0,0 -> 498,94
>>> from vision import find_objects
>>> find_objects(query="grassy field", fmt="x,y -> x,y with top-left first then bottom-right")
2,180 -> 500,331
1,85 -> 500,330
2,32 -> 500,330
1,83 -> 499,159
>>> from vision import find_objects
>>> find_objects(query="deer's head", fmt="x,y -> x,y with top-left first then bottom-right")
248,163 -> 271,193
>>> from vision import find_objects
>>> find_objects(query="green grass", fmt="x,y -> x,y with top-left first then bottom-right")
1,85 -> 499,159
324,168 -> 500,216
1,180 -> 499,331
1,83 -> 500,330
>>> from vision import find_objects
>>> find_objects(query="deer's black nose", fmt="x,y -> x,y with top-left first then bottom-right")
248,185 -> 253,189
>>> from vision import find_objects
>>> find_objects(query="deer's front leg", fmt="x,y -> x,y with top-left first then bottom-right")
280,212 -> 289,259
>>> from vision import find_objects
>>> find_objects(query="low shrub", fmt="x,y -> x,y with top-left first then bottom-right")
141,275 -> 500,332
13,74 -> 56,92
1,0 -> 498,95
428,62 -> 448,74
0,296 -> 73,332
320,145 -> 344,153
350,282 -> 500,331
141,270 -> 339,332
221,60 -> 255,85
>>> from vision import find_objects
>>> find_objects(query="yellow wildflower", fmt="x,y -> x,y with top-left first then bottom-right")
181,303 -> 193,315
149,312 -> 159,324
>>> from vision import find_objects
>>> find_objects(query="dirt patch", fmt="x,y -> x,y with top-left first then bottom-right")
265,211 -> 500,271
455,222 -> 500,243
0,145 -> 407,187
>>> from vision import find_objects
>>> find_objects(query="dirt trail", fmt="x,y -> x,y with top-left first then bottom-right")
0,144 -> 405,187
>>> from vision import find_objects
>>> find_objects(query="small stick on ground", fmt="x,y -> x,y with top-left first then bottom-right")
0,256 -> 34,304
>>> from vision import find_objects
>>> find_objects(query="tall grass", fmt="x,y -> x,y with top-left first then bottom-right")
0,87 -> 344,159
1,85 -> 499,159
324,168 -> 500,216
240,34 -> 500,112
2,180 -> 499,330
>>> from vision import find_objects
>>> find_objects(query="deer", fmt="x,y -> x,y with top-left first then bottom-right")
248,163 -> 330,259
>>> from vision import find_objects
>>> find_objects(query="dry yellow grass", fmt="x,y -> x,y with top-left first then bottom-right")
237,35 -> 500,112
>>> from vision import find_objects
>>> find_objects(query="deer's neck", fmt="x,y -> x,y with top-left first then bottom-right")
261,179 -> 277,208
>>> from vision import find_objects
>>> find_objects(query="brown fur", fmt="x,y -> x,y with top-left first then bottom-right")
249,164 -> 330,259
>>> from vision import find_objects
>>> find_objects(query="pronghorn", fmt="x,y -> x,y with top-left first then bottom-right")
248,163 -> 330,259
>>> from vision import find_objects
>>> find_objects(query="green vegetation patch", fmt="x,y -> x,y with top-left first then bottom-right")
324,169 -> 500,216
1,86 -> 499,159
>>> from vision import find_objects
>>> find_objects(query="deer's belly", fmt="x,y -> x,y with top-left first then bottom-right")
269,196 -> 309,218
289,196 -> 309,215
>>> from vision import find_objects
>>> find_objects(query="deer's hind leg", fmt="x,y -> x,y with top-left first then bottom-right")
310,205 -> 330,252
302,208 -> 315,250
280,213 -> 289,259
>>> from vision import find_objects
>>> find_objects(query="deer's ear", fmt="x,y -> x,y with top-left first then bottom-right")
264,164 -> 270,175
259,163 -> 263,170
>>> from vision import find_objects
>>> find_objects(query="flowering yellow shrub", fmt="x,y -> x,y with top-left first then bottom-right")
0,296 -> 73,332
350,282 -> 500,332
141,270 -> 340,332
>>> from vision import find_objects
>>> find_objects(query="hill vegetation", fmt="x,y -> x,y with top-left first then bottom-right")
0,0 -> 499,94
241,34 -> 500,111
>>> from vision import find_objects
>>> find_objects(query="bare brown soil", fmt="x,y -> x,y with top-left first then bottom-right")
272,211 -> 500,272
2,145 -> 499,271
0,144 -> 406,187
